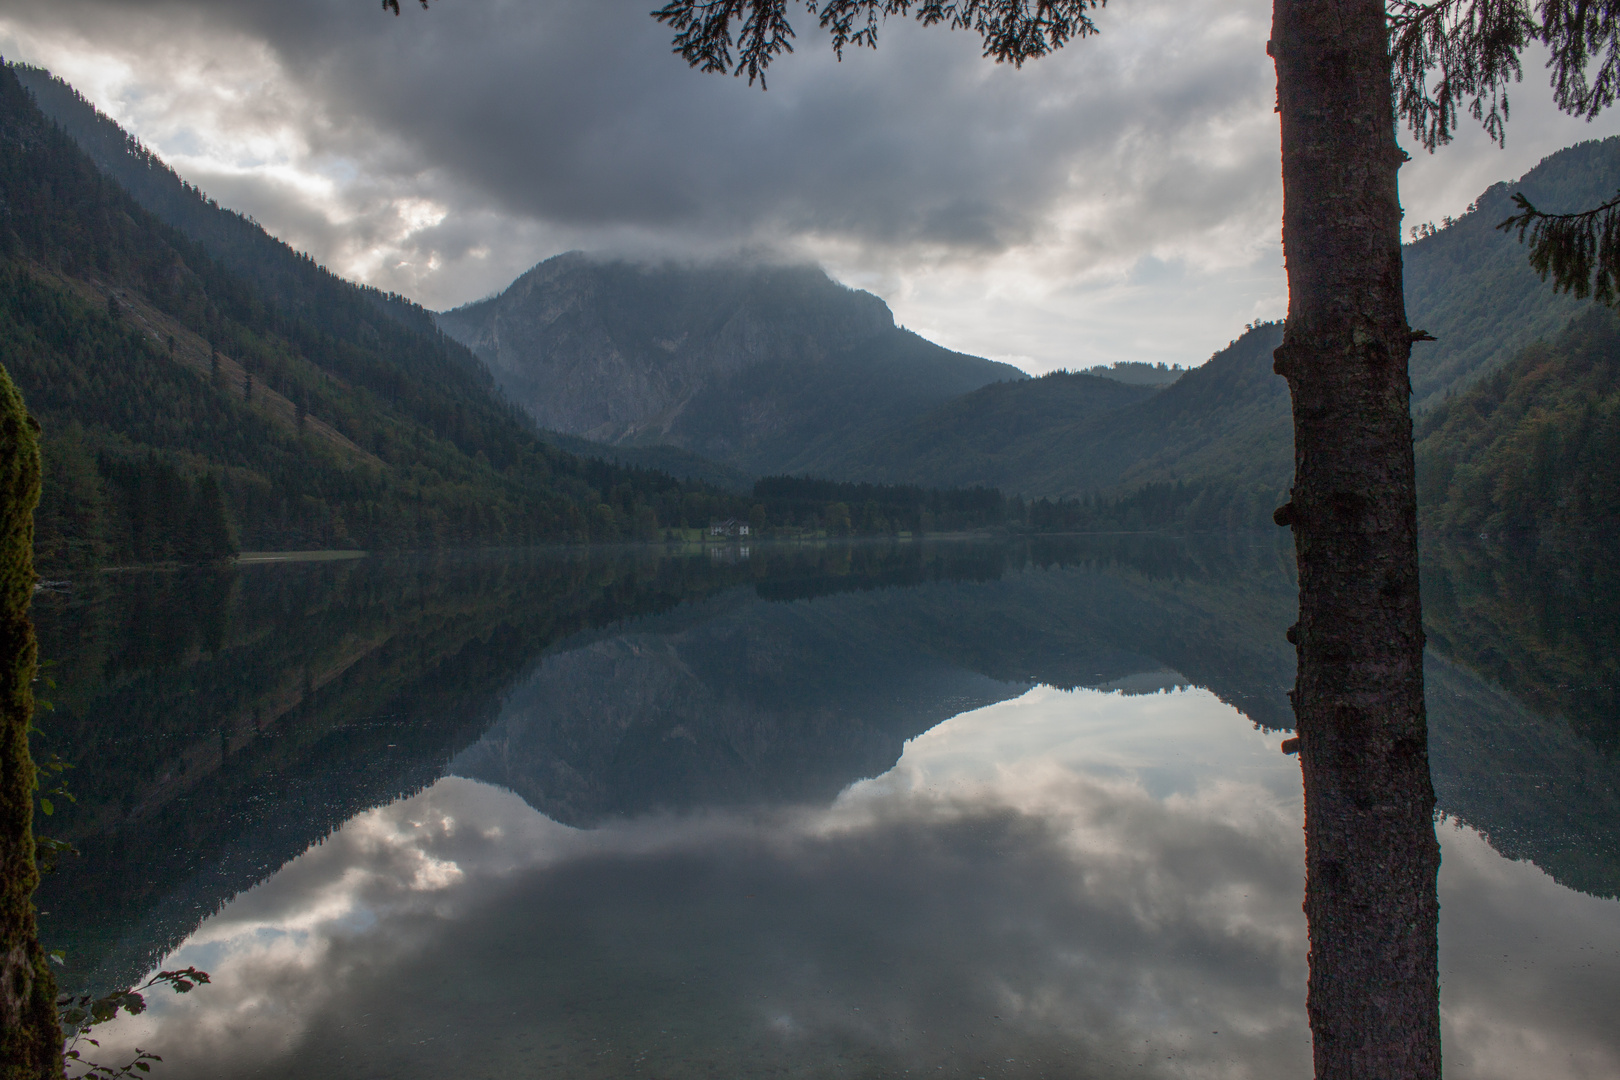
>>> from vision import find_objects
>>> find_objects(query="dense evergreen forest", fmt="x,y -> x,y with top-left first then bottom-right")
1415,305 -> 1620,553
0,63 -> 723,570
1401,137 -> 1620,409
812,322 -> 1295,511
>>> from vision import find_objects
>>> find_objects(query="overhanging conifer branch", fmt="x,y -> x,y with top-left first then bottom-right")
650,1 -> 1105,86
1388,0 -> 1532,149
1499,188 -> 1620,304
1541,0 -> 1620,118
382,0 -> 1620,311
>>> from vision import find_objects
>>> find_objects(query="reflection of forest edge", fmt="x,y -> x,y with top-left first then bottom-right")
30,533 -> 1618,998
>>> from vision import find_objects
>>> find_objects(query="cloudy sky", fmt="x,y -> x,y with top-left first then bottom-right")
5,0 -> 1620,372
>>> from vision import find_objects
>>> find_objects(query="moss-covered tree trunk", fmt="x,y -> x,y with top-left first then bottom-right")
1270,1 -> 1442,1078
0,365 -> 60,1079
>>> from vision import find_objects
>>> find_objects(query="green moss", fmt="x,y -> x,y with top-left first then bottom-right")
0,361 -> 61,1079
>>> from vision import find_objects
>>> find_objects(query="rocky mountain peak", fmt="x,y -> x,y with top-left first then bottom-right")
436,252 -> 1020,474
437,253 -> 896,441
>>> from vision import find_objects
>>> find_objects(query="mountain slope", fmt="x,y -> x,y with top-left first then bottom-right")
1415,304 -> 1620,549
12,65 -> 452,347
11,63 -> 575,474
821,322 -> 1292,509
819,137 -> 1620,514
435,253 -> 1025,475
807,368 -> 1158,490
0,63 -> 712,566
1402,137 -> 1620,408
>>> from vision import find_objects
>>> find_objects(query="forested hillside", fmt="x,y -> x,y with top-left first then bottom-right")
11,65 -> 452,347
809,368 -> 1157,491
0,63 -> 728,570
817,322 -> 1292,525
1415,305 -> 1620,555
1402,137 -> 1620,409
1080,360 -> 1185,386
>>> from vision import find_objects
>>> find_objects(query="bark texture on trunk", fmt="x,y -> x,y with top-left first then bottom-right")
1270,2 -> 1442,1079
0,364 -> 59,1080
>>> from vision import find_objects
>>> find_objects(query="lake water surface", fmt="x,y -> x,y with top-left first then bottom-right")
31,537 -> 1620,1079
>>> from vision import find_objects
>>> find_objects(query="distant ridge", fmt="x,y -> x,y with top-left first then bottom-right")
798,135 -> 1620,523
1080,360 -> 1186,387
811,322 -> 1291,518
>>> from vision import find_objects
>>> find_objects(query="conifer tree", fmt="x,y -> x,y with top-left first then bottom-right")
614,2 -> 1620,1078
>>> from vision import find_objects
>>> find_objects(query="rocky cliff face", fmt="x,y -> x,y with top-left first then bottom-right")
436,253 -> 1024,475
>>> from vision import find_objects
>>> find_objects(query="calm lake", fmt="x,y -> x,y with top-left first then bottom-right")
30,536 -> 1620,1079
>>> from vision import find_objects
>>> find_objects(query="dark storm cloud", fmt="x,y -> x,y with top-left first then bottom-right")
192,0 -> 1132,244
10,0 -> 1615,368
0,0 -> 1280,280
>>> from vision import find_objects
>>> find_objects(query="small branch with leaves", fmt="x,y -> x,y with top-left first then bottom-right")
34,749 -> 75,818
59,968 -> 212,1080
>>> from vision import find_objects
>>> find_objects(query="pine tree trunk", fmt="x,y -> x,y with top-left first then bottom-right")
1270,2 -> 1442,1078
0,365 -> 60,1079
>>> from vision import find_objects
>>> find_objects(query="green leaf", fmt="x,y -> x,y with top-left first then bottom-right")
39,797 -> 53,816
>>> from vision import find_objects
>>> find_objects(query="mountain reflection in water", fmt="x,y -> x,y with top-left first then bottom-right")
31,536 -> 1620,1079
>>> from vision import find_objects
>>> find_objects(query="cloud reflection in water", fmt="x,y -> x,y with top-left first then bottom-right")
77,686 -> 1620,1079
